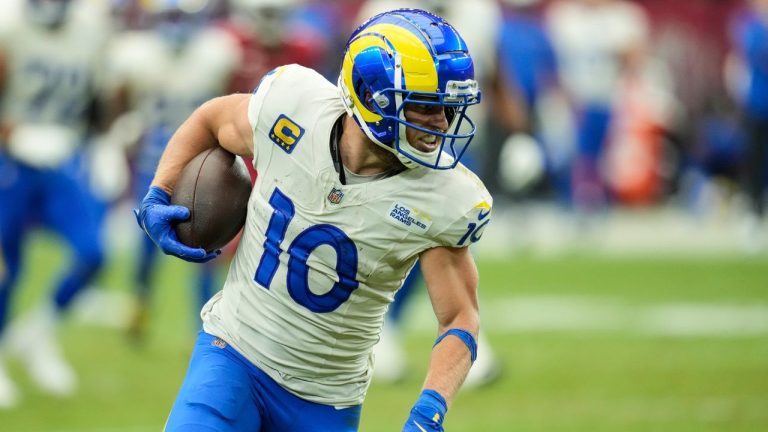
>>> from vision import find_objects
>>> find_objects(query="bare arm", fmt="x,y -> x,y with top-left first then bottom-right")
419,245 -> 480,406
151,93 -> 253,194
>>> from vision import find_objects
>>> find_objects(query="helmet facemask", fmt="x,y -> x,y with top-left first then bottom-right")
339,9 -> 481,170
392,78 -> 480,169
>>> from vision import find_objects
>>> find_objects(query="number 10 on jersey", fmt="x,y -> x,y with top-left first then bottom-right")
254,188 -> 359,313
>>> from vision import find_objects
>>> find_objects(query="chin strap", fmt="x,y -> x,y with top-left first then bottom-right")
329,115 -> 347,185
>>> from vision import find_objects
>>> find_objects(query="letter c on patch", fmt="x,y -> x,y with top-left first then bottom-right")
276,118 -> 300,145
269,114 -> 305,154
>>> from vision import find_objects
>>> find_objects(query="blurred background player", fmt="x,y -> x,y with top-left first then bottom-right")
545,0 -> 650,217
0,0 -> 115,407
731,0 -> 768,252
494,0 -> 564,201
356,0 -> 503,388
103,0 -> 241,342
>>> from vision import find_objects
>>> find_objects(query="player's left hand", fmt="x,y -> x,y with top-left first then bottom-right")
134,186 -> 220,263
402,389 -> 447,432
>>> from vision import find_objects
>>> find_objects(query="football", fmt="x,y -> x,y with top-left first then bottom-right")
171,146 -> 252,252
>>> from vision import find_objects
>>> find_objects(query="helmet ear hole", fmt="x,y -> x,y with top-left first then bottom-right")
354,79 -> 365,98
351,46 -> 396,112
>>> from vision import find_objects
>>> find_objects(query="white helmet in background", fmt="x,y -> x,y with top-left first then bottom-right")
498,134 -> 545,193
231,0 -> 298,46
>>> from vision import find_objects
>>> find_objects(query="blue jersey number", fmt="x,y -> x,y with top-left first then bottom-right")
255,188 -> 359,313
457,220 -> 489,246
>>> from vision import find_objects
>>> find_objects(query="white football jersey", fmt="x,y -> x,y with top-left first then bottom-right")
546,0 -> 649,105
0,0 -> 112,166
202,65 -> 492,406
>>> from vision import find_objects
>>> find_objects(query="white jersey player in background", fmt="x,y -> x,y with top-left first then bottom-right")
135,8 -> 491,432
0,0 -> 115,408
103,0 -> 241,343
545,0 -> 649,215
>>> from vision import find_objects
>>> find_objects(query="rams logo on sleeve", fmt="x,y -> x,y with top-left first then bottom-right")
269,114 -> 305,154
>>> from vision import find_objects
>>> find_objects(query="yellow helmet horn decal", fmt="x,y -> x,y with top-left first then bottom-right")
342,23 -> 438,123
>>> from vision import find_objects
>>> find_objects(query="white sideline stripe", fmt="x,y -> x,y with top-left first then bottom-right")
406,295 -> 768,337
73,290 -> 768,338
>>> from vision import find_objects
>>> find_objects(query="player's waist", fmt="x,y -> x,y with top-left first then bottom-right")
203,290 -> 378,370
202,318 -> 371,406
238,316 -> 374,374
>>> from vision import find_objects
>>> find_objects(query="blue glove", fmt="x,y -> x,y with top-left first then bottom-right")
134,186 -> 220,263
402,389 -> 447,432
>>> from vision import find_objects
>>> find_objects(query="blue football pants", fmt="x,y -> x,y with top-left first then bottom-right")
165,331 -> 362,432
0,154 -> 104,332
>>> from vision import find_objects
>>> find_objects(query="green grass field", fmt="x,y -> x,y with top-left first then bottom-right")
1,234 -> 767,431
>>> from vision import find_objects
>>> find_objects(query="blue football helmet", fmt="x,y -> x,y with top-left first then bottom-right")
339,8 -> 481,170
25,0 -> 72,28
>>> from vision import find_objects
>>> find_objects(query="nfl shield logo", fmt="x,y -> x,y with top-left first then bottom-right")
327,187 -> 344,204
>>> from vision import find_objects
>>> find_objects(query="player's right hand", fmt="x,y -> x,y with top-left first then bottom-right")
402,390 -> 447,432
134,186 -> 220,263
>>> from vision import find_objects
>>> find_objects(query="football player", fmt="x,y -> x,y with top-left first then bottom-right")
0,0 -> 114,407
733,0 -> 768,252
545,0 -> 649,213
103,0 -> 241,341
136,9 -> 491,431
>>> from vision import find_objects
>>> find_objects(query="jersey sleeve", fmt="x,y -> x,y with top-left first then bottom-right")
246,64 -> 332,168
433,166 -> 493,248
247,65 -> 289,163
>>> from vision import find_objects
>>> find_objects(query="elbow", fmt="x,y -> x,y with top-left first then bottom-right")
438,306 -> 480,337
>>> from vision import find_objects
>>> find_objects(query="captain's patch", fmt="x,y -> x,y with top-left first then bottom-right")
269,114 -> 305,154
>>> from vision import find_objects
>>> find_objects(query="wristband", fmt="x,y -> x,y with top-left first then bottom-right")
433,328 -> 477,363
415,389 -> 447,423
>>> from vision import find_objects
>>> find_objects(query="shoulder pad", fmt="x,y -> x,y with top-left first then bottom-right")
433,165 -> 493,248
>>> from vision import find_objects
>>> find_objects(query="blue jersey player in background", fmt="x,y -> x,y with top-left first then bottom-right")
0,0 -> 114,408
